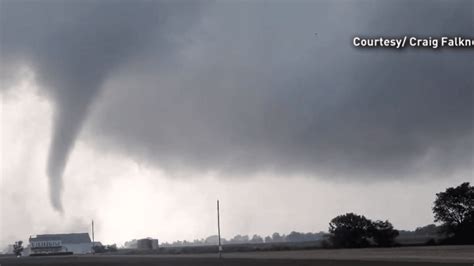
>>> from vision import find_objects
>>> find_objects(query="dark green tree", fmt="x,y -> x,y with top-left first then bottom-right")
433,182 -> 474,244
328,213 -> 372,248
369,220 -> 399,247
13,241 -> 24,257
271,232 -> 284,242
249,234 -> 264,243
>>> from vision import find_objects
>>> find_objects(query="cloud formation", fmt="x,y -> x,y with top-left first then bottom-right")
1,0 -> 204,211
1,0 -> 472,211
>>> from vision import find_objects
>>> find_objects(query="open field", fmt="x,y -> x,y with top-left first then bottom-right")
1,245 -> 473,266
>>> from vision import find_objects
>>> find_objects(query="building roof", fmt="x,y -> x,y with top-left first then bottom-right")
30,233 -> 91,244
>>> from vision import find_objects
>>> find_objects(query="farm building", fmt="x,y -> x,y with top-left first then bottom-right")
27,233 -> 93,255
136,238 -> 159,250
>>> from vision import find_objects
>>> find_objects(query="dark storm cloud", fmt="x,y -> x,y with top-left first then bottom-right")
89,1 -> 473,178
1,0 -> 472,210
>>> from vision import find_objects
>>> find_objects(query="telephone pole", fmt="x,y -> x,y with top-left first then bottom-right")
217,200 -> 222,259
92,220 -> 95,252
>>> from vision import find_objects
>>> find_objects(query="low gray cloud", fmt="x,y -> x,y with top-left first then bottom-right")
89,1 -> 473,177
1,0 -> 472,210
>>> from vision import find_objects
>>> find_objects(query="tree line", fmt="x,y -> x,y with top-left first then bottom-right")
326,182 -> 473,248
158,182 -> 473,249
157,231 -> 325,247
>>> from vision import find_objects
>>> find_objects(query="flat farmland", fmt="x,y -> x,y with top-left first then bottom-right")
1,245 -> 472,266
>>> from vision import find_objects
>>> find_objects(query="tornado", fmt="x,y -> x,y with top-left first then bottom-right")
46,88 -> 99,213
0,0 -> 206,212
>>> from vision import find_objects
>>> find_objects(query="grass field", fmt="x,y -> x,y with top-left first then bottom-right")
1,245 -> 473,266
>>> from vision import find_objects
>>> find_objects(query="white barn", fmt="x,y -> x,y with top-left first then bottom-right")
28,233 -> 93,255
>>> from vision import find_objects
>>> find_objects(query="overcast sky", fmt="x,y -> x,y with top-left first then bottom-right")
0,0 -> 472,248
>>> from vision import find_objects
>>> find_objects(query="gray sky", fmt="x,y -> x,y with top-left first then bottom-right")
0,0 -> 473,248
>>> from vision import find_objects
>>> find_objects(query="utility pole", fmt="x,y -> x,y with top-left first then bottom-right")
217,200 -> 222,259
92,220 -> 95,253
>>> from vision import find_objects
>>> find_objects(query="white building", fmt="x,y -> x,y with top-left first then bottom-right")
27,233 -> 93,255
